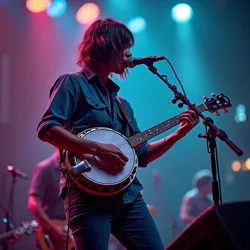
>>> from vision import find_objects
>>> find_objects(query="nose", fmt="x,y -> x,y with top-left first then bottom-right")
125,50 -> 132,58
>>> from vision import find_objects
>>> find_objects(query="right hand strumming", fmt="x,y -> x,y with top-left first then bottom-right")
95,143 -> 129,169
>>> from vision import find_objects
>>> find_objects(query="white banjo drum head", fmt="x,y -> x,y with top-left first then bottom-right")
75,127 -> 137,186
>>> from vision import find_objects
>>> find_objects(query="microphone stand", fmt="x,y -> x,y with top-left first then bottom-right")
2,171 -> 20,250
147,63 -> 243,206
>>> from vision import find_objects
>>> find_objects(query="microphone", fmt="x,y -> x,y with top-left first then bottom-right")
7,166 -> 28,180
124,56 -> 165,68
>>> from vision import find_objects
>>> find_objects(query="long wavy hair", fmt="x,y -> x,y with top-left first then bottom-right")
76,17 -> 134,78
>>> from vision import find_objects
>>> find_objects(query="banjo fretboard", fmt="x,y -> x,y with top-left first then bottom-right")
128,104 -> 206,148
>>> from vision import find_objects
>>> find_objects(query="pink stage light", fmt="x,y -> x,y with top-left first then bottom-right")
76,3 -> 100,25
26,0 -> 51,13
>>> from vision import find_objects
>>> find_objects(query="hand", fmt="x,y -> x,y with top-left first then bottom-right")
4,230 -> 21,245
49,226 -> 68,248
177,108 -> 199,138
95,143 -> 129,169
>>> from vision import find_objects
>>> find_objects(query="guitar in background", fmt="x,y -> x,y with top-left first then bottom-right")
36,219 -> 74,250
0,220 -> 38,246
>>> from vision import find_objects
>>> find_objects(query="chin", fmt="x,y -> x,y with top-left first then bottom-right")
114,67 -> 125,75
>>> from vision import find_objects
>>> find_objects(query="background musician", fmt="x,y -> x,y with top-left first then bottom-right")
28,148 -> 69,249
180,169 -> 213,225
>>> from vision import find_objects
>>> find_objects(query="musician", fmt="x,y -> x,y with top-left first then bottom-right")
28,148 -> 68,249
180,169 -> 213,225
37,17 -> 199,250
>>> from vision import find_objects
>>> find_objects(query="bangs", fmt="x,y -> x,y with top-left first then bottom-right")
115,22 -> 135,48
108,19 -> 135,53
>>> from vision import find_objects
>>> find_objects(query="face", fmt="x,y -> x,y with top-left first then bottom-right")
108,45 -> 132,75
202,181 -> 212,195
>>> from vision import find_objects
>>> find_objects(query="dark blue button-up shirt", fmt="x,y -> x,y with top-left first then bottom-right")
37,65 -> 148,204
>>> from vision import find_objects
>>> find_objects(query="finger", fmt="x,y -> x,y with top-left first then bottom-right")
191,111 -> 199,123
117,161 -> 126,168
189,110 -> 198,123
118,151 -> 129,162
113,156 -> 126,167
115,163 -> 125,169
182,116 -> 194,126
188,107 -> 200,123
183,114 -> 198,126
184,110 -> 198,124
180,113 -> 195,125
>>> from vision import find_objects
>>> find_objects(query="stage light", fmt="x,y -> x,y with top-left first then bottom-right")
171,3 -> 193,23
26,0 -> 51,13
47,0 -> 67,18
234,104 -> 246,123
231,161 -> 241,172
127,16 -> 146,34
76,3 -> 100,25
245,158 -> 250,170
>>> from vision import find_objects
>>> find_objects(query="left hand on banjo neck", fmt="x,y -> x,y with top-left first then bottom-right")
63,93 -> 231,197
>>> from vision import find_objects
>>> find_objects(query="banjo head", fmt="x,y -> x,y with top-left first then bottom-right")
66,127 -> 138,196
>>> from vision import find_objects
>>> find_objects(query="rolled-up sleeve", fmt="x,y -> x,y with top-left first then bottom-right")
37,74 -> 79,139
127,102 -> 148,168
136,142 -> 148,168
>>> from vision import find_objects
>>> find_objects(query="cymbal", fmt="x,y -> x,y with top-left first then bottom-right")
147,204 -> 158,216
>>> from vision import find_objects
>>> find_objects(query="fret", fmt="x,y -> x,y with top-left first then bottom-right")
128,104 -> 206,148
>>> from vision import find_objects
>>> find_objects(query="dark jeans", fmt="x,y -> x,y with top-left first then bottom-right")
64,187 -> 164,250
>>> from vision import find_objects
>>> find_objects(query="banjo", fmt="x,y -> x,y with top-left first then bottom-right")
64,93 -> 231,197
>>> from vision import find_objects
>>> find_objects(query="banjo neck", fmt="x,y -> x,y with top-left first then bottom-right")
127,104 -> 206,148
65,93 -> 231,197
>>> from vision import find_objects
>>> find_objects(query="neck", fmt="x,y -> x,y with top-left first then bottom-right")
89,63 -> 110,86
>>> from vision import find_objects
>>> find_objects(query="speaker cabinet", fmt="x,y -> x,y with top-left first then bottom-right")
165,201 -> 250,250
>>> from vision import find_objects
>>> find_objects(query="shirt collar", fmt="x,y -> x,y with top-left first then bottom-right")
81,63 -> 120,93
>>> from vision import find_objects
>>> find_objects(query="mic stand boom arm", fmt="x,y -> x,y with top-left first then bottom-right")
147,63 -> 243,206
